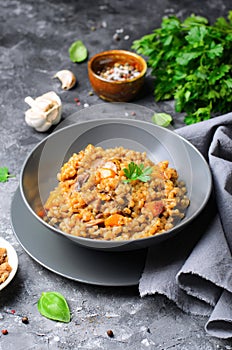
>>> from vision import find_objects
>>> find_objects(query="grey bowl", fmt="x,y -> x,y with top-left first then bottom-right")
20,117 -> 212,251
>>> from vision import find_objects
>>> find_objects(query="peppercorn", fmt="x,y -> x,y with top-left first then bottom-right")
98,62 -> 140,81
113,33 -> 120,41
106,329 -> 114,338
74,97 -> 81,106
22,316 -> 29,324
1,329 -> 8,335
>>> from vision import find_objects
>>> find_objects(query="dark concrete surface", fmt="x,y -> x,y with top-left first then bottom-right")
1,0 -> 232,349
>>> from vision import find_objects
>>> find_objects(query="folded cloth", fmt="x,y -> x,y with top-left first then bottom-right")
139,112 -> 232,339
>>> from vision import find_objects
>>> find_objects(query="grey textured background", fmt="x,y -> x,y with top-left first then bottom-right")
1,0 -> 232,349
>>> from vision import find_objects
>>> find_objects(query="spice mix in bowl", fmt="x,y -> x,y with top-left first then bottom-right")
88,50 -> 147,102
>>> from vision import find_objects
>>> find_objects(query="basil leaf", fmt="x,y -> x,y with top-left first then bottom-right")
152,113 -> 172,127
69,40 -> 88,63
37,291 -> 71,323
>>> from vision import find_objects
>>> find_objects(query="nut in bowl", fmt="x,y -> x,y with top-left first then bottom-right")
88,50 -> 147,102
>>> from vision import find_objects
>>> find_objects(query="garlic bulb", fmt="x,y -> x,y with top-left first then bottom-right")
24,91 -> 62,132
53,70 -> 76,90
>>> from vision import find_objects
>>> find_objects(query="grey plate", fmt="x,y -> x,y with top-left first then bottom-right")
20,115 -> 212,251
11,188 -> 147,286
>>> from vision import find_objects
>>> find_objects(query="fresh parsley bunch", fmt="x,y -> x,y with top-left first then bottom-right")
132,12 -> 232,124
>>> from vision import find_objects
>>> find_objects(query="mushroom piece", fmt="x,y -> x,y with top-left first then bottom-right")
53,70 -> 77,90
86,219 -> 105,227
24,91 -> 62,132
75,173 -> 90,191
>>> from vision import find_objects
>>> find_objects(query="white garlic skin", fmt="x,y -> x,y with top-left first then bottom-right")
53,70 -> 77,90
24,91 -> 62,132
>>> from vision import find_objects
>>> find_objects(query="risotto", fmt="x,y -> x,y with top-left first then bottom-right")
43,144 -> 190,241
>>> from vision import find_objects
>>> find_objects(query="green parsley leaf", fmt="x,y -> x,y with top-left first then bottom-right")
0,167 -> 15,182
123,162 -> 153,183
185,26 -> 208,45
152,113 -> 172,127
176,51 -> 202,65
69,40 -> 88,63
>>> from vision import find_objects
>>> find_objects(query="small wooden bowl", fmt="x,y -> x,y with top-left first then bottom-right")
88,50 -> 147,102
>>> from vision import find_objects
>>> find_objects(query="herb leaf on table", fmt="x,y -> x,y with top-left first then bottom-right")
0,167 -> 15,183
152,112 -> 172,127
37,291 -> 71,323
69,40 -> 88,63
132,11 -> 232,124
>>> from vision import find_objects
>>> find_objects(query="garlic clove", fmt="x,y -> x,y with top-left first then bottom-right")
46,107 -> 61,124
24,96 -> 45,112
24,91 -> 62,132
35,91 -> 62,110
35,121 -> 53,132
53,70 -> 77,90
25,110 -> 47,128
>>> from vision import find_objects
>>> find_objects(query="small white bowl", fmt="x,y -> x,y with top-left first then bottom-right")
0,237 -> 18,291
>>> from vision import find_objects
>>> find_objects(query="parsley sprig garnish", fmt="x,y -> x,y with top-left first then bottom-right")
132,11 -> 232,124
123,162 -> 153,183
0,167 -> 15,182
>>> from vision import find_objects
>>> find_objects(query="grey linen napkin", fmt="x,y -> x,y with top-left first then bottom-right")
139,112 -> 232,339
